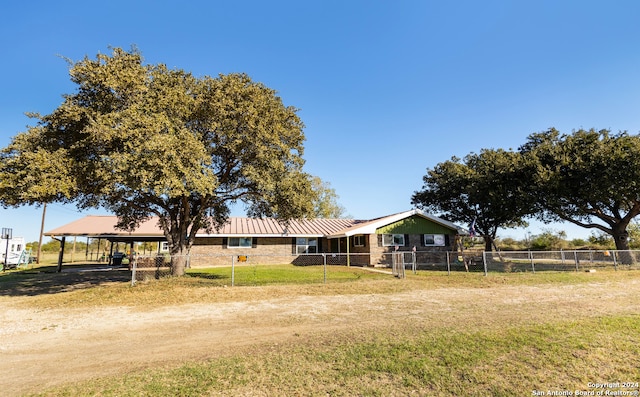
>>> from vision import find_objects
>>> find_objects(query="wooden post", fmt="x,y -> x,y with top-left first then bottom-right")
56,236 -> 66,273
70,236 -> 77,263
37,203 -> 47,264
346,237 -> 350,267
108,241 -> 114,266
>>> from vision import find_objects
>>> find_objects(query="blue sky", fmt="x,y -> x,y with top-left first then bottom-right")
2,0 -> 640,243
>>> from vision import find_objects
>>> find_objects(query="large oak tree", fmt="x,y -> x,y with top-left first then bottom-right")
0,47 -> 316,275
520,128 -> 640,252
412,149 -> 533,251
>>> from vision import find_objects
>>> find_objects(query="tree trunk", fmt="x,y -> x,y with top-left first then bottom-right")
169,242 -> 190,276
612,228 -> 634,264
171,253 -> 188,276
483,236 -> 492,251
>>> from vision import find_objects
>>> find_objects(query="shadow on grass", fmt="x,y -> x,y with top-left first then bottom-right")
186,272 -> 228,280
0,264 -> 131,297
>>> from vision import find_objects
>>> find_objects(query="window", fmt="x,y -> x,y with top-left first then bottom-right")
382,234 -> 405,247
160,242 -> 169,252
353,235 -> 365,247
296,237 -> 317,254
228,237 -> 253,248
424,234 -> 446,246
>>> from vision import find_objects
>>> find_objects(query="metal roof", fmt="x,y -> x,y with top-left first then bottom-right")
44,210 -> 464,240
44,215 -> 360,238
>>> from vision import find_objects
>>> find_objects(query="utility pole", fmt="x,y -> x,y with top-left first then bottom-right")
37,203 -> 47,264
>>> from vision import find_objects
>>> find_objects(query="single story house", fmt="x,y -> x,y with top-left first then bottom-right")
45,209 -> 465,268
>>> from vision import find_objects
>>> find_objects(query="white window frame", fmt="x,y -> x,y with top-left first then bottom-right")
160,242 -> 169,252
424,234 -> 446,246
382,234 -> 405,247
296,237 -> 318,254
353,235 -> 365,247
228,237 -> 253,248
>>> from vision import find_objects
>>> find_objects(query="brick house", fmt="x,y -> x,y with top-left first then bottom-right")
45,209 -> 464,267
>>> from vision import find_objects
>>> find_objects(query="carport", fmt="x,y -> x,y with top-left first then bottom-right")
44,216 -> 167,272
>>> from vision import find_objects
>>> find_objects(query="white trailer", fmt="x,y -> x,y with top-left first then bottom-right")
1,236 -> 27,267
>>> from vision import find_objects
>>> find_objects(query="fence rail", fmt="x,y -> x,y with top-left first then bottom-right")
129,249 -> 640,286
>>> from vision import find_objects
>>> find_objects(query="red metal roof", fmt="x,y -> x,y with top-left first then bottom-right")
44,210 -> 463,239
209,217 -> 358,236
44,215 -> 360,238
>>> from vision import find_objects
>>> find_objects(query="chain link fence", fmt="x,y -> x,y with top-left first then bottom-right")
129,249 -> 640,285
131,252 -> 404,286
484,250 -> 640,273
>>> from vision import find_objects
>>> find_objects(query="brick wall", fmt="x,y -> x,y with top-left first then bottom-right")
367,234 -> 454,266
186,233 -> 457,268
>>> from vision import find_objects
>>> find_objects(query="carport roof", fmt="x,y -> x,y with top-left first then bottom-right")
44,216 -> 165,240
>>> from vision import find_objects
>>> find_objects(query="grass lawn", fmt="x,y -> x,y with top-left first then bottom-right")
36,314 -> 640,397
2,266 -> 639,396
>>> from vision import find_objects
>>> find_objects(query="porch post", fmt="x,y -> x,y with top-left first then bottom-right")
56,236 -> 66,273
346,236 -> 350,267
108,241 -> 115,266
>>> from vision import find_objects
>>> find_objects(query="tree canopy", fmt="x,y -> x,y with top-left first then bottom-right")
310,176 -> 347,218
0,47 -> 316,275
413,127 -> 640,254
520,128 -> 640,251
411,149 -> 532,250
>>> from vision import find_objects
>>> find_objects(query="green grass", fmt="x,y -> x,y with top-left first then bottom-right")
6,269 -> 640,395
31,314 -> 640,396
186,264 -> 388,286
3,263 -> 637,309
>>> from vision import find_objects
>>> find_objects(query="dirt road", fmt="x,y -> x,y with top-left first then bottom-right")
2,278 -> 640,396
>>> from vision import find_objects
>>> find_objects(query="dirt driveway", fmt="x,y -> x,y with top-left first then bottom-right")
1,272 -> 640,396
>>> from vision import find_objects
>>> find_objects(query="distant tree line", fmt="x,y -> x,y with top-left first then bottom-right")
490,222 -> 640,251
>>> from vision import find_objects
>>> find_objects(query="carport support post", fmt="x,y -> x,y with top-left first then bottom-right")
108,242 -> 114,266
56,236 -> 66,273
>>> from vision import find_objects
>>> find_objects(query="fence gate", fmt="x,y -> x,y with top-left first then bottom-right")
392,252 -> 415,278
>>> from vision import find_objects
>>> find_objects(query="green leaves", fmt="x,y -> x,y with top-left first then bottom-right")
0,47 -> 316,274
520,128 -> 640,249
412,149 -> 534,250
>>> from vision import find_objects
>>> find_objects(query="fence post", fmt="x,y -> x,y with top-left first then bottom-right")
412,251 -> 416,274
529,251 -> 535,273
613,251 -> 618,271
231,255 -> 235,287
446,252 -> 450,275
131,257 -> 137,286
483,251 -> 487,276
323,253 -> 327,284
574,251 -> 579,272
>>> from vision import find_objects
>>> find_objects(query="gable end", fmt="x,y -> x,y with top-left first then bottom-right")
376,215 -> 454,235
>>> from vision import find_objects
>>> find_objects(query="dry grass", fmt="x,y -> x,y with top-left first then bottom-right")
4,265 -> 636,310
3,268 -> 640,396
